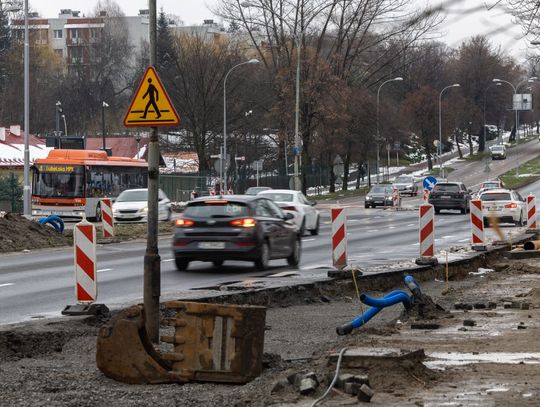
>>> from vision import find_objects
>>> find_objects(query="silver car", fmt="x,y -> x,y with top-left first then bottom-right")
112,188 -> 172,222
392,175 -> 418,196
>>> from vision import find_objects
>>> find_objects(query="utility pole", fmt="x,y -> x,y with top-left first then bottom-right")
144,0 -> 160,343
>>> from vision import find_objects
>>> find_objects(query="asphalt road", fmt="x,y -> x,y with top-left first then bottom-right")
1,141 -> 539,326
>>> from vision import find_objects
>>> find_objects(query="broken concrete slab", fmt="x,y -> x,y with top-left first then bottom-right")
299,378 -> 318,395
357,383 -> 375,402
328,348 -> 425,369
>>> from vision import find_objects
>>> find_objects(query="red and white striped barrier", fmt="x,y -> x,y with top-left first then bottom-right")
100,198 -> 114,238
527,194 -> 537,230
470,199 -> 486,250
393,187 -> 400,209
419,204 -> 435,257
74,219 -> 97,303
331,207 -> 347,269
422,189 -> 430,202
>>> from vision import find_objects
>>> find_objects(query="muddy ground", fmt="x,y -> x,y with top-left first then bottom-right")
0,214 -> 174,253
1,256 -> 540,406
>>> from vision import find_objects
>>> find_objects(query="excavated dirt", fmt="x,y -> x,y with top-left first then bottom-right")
2,256 -> 540,406
0,213 -> 72,253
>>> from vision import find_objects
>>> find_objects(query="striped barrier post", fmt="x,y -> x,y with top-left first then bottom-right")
393,187 -> 400,209
422,189 -> 430,202
73,219 -> 97,303
470,199 -> 486,251
100,198 -> 114,238
527,194 -> 538,231
331,207 -> 347,269
417,204 -> 437,265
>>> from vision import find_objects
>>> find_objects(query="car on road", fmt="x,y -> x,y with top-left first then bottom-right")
257,189 -> 320,235
475,179 -> 506,198
392,175 -> 418,196
490,144 -> 507,160
172,195 -> 300,271
479,188 -> 527,226
365,185 -> 394,208
428,182 -> 471,214
245,186 -> 272,195
112,188 -> 172,222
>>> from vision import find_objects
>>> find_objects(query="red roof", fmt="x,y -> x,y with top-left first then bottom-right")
86,137 -> 148,158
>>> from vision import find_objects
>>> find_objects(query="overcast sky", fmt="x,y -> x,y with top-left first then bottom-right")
32,0 -> 533,61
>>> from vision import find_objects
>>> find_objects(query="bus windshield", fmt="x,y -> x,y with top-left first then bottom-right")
32,165 -> 85,198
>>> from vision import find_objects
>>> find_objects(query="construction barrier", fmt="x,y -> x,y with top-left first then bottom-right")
74,219 -> 97,303
331,207 -> 347,269
470,199 -> 486,250
393,187 -> 400,209
101,198 -> 115,238
527,194 -> 537,231
418,204 -> 435,257
422,189 -> 430,202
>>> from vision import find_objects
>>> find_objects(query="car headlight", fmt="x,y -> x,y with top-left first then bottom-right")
112,208 -> 118,214
366,196 -> 372,200
141,207 -> 148,213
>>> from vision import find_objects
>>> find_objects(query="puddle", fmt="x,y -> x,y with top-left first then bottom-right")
425,351 -> 540,368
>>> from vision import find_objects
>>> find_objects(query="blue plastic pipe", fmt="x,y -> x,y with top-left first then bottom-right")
38,215 -> 65,233
360,290 -> 411,309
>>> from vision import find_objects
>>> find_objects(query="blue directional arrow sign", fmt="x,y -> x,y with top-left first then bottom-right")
423,176 -> 437,191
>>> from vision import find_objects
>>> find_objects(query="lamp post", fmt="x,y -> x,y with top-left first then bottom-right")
438,84 -> 460,178
493,77 -> 536,176
376,77 -> 403,183
223,58 -> 259,193
23,0 -> 30,216
101,101 -> 109,151
55,101 -> 62,136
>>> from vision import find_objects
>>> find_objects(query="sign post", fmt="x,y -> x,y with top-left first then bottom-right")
122,2 -> 180,342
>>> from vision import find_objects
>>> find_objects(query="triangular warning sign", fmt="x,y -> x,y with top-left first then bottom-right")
123,66 -> 180,127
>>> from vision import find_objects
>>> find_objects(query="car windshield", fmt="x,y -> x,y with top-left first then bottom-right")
482,182 -> 500,189
116,190 -> 147,202
481,192 -> 512,201
260,193 -> 294,202
492,146 -> 504,151
183,201 -> 249,218
394,176 -> 412,183
370,186 -> 392,193
433,184 -> 459,192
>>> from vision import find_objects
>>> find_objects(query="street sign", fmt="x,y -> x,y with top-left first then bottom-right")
423,176 -> 437,191
123,66 -> 181,127
335,176 -> 343,185
252,160 -> 263,171
213,154 -> 230,172
333,155 -> 344,177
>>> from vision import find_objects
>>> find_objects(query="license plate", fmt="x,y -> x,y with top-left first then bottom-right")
198,242 -> 225,249
441,196 -> 451,199
489,206 -> 500,211
375,200 -> 383,203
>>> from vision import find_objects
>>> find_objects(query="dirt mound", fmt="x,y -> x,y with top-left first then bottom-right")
0,213 -> 72,253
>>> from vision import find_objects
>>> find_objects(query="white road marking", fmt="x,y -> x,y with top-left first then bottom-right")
0,283 -> 14,288
367,229 -> 378,232
441,235 -> 455,239
411,243 -> 419,246
163,259 -> 174,262
97,268 -> 112,273
389,226 -> 396,229
458,238 -> 470,242
406,224 -> 415,227
303,238 -> 316,242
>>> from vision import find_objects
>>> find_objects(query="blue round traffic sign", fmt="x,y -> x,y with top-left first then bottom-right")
423,176 -> 437,191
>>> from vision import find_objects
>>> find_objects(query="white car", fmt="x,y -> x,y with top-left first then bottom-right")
113,188 -> 172,222
479,188 -> 527,226
258,189 -> 320,235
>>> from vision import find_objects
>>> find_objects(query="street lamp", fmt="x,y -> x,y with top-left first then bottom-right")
439,84 -> 460,178
376,77 -> 403,183
101,101 -> 109,151
23,0 -> 29,216
55,101 -> 62,136
223,58 -> 259,193
493,77 -> 536,176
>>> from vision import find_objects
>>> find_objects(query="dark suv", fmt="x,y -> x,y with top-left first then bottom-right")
428,182 -> 471,214
172,195 -> 300,271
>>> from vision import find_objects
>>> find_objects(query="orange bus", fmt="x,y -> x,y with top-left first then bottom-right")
32,149 -> 148,220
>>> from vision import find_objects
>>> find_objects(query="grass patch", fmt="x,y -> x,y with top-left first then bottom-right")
500,155 -> 540,189
313,186 -> 370,201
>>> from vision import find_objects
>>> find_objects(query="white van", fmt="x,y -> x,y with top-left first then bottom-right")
490,144 -> 506,160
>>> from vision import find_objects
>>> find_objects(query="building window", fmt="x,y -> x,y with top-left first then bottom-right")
53,29 -> 62,39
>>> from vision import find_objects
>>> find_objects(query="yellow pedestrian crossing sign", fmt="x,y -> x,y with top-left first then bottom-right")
123,66 -> 180,127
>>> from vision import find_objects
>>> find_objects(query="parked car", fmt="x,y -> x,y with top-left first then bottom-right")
428,182 -> 471,214
172,195 -> 300,271
257,189 -> 320,235
245,186 -> 272,195
392,175 -> 418,196
479,189 -> 527,226
112,188 -> 171,222
365,185 -> 394,208
484,124 -> 499,141
490,144 -> 507,160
